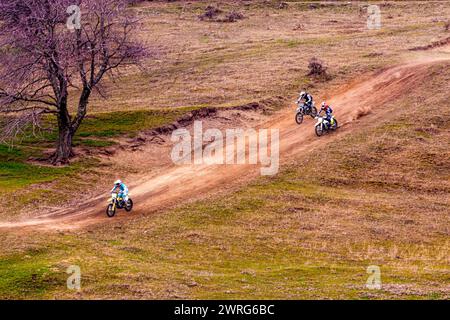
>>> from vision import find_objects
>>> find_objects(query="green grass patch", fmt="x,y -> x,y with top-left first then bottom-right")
0,161 -> 77,190
0,252 -> 64,299
76,109 -> 190,138
0,144 -> 81,191
73,139 -> 117,148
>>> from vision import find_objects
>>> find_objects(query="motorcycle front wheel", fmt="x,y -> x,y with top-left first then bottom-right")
125,199 -> 133,212
315,125 -> 324,137
106,204 -> 116,217
295,112 -> 304,125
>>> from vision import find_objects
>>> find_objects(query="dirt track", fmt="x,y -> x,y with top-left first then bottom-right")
1,48 -> 449,232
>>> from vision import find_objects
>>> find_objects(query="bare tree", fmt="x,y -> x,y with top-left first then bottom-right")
0,0 -> 147,164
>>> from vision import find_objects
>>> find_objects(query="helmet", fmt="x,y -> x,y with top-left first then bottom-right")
114,179 -> 122,185
300,91 -> 306,97
321,101 -> 328,109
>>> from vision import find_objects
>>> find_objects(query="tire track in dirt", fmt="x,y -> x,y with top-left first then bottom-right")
1,49 -> 449,232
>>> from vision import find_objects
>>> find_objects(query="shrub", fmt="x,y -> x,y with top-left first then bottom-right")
222,11 -> 245,23
199,5 -> 222,21
199,5 -> 245,23
308,57 -> 325,76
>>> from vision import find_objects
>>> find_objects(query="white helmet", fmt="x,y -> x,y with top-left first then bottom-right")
300,91 -> 306,97
114,179 -> 122,185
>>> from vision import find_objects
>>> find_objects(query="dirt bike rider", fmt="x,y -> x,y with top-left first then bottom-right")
296,91 -> 314,113
319,101 -> 334,128
111,180 -> 129,204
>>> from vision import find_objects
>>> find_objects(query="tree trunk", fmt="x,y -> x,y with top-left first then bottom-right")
52,99 -> 74,165
52,125 -> 74,165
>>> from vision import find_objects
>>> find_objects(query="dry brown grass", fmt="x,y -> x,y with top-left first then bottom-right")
1,1 -> 450,299
79,1 -> 450,113
2,61 -> 448,299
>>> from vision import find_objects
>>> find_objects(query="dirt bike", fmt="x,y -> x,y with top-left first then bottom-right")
314,115 -> 338,137
295,103 -> 318,125
106,192 -> 133,217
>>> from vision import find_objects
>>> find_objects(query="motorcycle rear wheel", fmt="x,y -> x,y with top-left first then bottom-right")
106,204 -> 116,218
310,107 -> 318,118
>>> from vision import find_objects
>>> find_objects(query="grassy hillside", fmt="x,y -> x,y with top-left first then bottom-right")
3,0 -> 450,215
85,0 -> 450,112
0,61 -> 448,299
5,1 -> 450,215
0,1 -> 449,299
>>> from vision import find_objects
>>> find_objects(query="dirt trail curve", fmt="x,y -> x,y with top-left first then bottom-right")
2,48 -> 450,232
